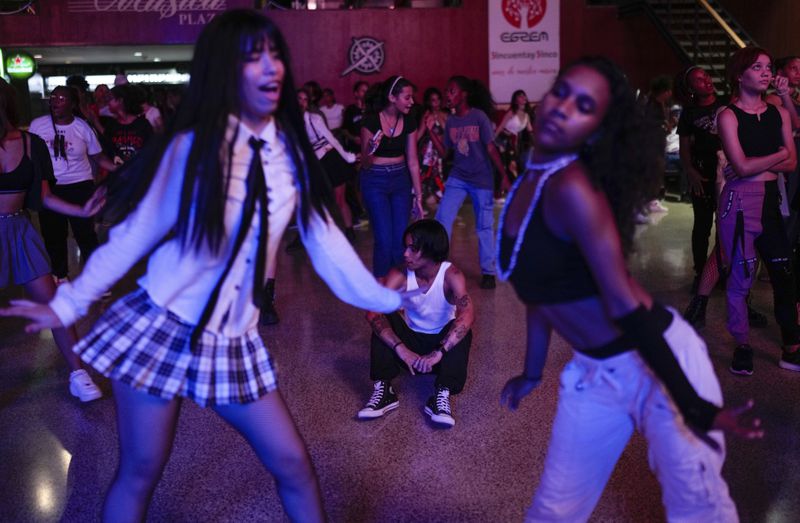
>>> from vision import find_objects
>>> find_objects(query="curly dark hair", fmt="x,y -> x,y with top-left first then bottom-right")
563,57 -> 665,255
448,75 -> 495,117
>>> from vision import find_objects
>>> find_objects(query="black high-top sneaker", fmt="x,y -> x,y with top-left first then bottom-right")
424,386 -> 455,427
729,344 -> 754,376
358,380 -> 399,419
683,295 -> 708,328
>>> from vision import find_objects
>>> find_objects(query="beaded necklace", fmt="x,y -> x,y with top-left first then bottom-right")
495,153 -> 579,281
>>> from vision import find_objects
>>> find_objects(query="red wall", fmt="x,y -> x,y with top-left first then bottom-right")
0,1 -> 683,103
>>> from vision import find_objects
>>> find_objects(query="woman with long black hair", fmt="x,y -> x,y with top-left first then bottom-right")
428,76 -> 507,289
1,10 -> 402,522
497,57 -> 761,521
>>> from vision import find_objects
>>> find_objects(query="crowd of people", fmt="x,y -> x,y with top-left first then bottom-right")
2,6 -> 798,522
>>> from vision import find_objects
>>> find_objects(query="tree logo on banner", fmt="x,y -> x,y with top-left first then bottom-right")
502,0 -> 546,29
341,36 -> 385,77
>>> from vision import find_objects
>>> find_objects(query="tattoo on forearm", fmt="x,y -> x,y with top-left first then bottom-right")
369,315 -> 390,335
456,294 -> 471,310
443,324 -> 469,350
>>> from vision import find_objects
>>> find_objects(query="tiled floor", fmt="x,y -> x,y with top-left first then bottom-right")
1,201 -> 798,522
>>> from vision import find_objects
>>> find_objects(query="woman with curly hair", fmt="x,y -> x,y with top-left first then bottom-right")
498,56 -> 761,521
717,47 -> 800,375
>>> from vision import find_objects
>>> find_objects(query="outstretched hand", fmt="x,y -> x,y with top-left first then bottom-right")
82,186 -> 107,217
500,375 -> 541,411
399,288 -> 423,310
713,399 -> 764,440
0,299 -> 63,333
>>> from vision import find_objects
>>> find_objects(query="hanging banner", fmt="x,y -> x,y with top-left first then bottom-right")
488,0 -> 560,105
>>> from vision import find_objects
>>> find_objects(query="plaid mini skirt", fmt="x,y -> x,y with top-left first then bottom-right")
74,287 -> 278,406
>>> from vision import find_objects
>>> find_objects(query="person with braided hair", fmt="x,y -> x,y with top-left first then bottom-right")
29,85 -> 117,284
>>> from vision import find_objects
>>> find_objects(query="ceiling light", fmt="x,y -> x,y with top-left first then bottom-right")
65,60 -> 72,64
153,57 -> 161,62
33,54 -> 43,59
134,52 -> 143,57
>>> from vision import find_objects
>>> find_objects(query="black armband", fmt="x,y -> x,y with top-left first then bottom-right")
615,303 -> 720,433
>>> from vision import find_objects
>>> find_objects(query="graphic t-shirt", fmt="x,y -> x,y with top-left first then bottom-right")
29,116 -> 102,185
677,97 -> 728,170
101,116 -> 154,164
444,108 -> 494,189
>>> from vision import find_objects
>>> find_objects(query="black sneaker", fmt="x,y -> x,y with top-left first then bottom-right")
357,381 -> 399,419
683,295 -> 708,328
747,306 -> 768,328
424,386 -> 455,427
779,348 -> 800,372
479,274 -> 496,289
729,344 -> 754,376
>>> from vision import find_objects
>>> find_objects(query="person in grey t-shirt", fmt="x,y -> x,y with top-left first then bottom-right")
427,76 -> 507,289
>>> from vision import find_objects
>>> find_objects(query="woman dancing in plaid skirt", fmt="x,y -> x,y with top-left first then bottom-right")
1,10 -> 402,523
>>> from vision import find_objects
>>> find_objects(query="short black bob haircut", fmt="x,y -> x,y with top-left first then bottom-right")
404,219 -> 449,263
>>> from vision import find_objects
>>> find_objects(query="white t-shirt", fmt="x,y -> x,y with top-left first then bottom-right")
144,105 -> 162,129
319,103 -> 344,130
29,116 -> 102,185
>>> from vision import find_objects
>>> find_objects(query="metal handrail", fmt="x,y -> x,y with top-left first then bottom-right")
697,0 -> 745,48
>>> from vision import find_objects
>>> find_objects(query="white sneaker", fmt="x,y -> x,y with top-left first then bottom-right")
648,200 -> 669,213
69,369 -> 102,402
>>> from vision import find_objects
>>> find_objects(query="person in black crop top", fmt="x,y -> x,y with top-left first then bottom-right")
717,47 -> 800,375
496,57 -> 761,521
360,75 -> 424,277
1,78 -> 104,403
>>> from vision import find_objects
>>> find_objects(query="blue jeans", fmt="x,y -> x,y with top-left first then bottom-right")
435,176 -> 495,275
360,163 -> 412,277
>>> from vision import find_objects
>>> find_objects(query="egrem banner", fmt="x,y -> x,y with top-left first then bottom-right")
488,0 -> 560,105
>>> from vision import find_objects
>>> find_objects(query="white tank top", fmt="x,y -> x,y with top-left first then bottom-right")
404,261 -> 456,334
503,112 -> 529,135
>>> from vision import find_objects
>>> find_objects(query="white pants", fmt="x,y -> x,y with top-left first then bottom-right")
526,309 -> 738,523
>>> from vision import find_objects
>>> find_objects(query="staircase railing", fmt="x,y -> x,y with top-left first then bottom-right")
617,0 -> 758,93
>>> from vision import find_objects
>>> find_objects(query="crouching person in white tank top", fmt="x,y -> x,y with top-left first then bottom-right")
359,219 -> 474,427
